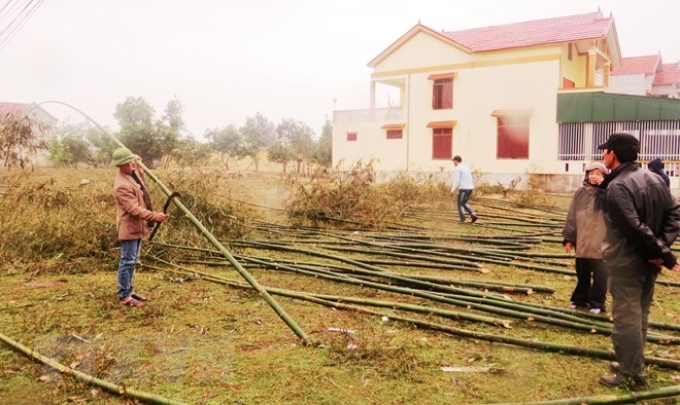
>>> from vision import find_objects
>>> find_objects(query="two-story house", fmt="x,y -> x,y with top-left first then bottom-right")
333,11 -> 680,191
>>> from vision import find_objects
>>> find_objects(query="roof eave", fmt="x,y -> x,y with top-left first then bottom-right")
367,23 -> 472,68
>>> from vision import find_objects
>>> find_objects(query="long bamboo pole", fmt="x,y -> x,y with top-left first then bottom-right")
31,101 -> 309,345
485,386 -> 680,405
0,332 -> 187,405
144,261 -> 680,371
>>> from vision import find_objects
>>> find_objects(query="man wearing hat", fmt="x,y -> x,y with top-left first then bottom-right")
597,133 -> 680,391
111,147 -> 169,307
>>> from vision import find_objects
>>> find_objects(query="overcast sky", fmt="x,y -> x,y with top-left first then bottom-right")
2,0 -> 679,139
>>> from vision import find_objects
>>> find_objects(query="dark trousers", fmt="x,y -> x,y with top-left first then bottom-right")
570,258 -> 608,309
610,273 -> 657,380
456,189 -> 475,222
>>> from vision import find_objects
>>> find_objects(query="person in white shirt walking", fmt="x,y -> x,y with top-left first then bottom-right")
449,155 -> 478,223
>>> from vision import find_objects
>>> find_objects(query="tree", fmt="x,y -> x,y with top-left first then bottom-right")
165,136 -> 213,169
314,118 -> 332,167
267,141 -> 295,173
85,124 -> 117,166
156,97 -> 185,164
240,112 -> 274,171
0,112 -> 50,169
47,121 -> 95,167
275,118 -> 315,174
205,125 -> 242,170
114,96 -> 161,167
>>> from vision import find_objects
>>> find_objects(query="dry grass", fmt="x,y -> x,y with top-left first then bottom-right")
2,166 -> 680,404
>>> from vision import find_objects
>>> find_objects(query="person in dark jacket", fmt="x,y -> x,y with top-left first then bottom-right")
647,157 -> 670,187
562,162 -> 608,314
597,133 -> 680,391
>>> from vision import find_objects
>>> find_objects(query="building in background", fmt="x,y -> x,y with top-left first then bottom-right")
332,10 -> 680,192
0,102 -> 58,166
609,55 -> 680,98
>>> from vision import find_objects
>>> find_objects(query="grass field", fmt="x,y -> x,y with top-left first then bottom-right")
2,164 -> 680,405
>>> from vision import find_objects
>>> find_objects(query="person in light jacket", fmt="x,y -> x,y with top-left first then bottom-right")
562,162 -> 608,314
449,155 -> 478,223
111,147 -> 168,307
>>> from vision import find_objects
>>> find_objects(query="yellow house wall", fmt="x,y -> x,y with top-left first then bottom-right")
372,32 -> 474,72
560,44 -> 588,87
403,59 -> 561,174
332,122 -> 411,171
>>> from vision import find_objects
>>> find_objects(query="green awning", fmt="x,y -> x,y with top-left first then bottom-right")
557,92 -> 680,123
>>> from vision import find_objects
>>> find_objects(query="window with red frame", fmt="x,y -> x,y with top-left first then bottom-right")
386,129 -> 402,139
432,78 -> 453,110
497,114 -> 530,159
346,132 -> 357,142
432,127 -> 452,159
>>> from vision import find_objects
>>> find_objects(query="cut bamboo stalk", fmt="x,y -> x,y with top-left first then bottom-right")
0,332 -> 187,405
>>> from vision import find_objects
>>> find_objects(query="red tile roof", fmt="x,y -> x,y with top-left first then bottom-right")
661,62 -> 680,73
653,63 -> 680,85
611,55 -> 661,75
441,11 -> 612,52
0,102 -> 32,115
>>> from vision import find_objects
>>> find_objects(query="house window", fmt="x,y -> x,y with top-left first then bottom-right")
386,129 -> 402,139
347,132 -> 357,142
432,78 -> 453,110
496,114 -> 530,159
432,128 -> 453,159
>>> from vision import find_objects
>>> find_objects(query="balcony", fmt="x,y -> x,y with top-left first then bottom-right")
333,107 -> 403,124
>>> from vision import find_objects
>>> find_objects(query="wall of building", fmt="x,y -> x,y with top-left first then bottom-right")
608,74 -> 651,96
334,31 -> 566,175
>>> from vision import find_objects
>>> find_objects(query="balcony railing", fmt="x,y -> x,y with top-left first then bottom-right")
334,107 -> 403,124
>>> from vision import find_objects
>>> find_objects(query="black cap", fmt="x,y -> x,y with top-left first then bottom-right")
597,133 -> 640,162
597,133 -> 639,151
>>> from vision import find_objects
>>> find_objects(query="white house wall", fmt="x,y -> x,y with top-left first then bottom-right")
334,40 -> 565,176
609,73 -> 651,96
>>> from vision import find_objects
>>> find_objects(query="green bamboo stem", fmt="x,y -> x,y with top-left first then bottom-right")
316,244 -> 490,270
32,101 -> 309,345
158,246 -> 651,340
146,261 -> 680,371
485,385 -> 680,404
233,254 -> 509,301
173,247 -> 550,294
195,254 -> 650,340
325,238 -> 574,275
0,331 -> 187,405
231,239 -> 485,274
144,261 -> 510,328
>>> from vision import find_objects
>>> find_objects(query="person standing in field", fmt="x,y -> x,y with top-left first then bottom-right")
597,133 -> 680,391
111,147 -> 168,307
562,162 -> 608,314
449,155 -> 478,223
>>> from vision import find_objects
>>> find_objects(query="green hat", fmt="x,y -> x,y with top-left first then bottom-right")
111,147 -> 139,166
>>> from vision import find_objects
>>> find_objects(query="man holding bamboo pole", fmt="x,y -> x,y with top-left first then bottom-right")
598,133 -> 680,391
111,147 -> 169,307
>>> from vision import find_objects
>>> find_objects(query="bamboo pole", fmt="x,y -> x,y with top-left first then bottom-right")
31,101 -> 310,345
485,386 -> 680,404
144,261 -> 680,371
0,332 -> 187,405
